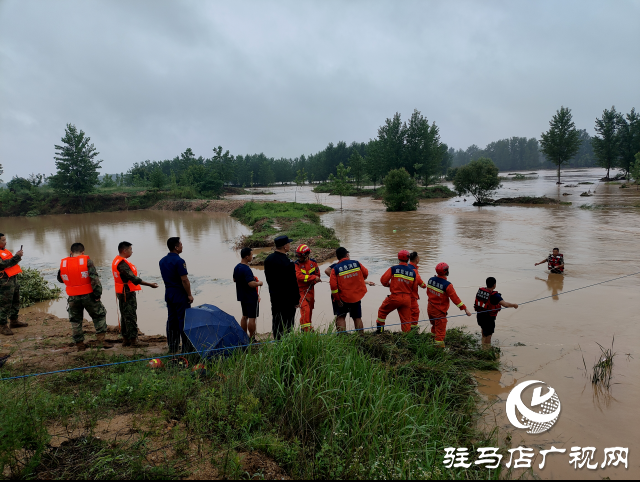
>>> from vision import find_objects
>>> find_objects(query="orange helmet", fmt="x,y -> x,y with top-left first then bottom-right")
296,244 -> 311,256
436,262 -> 449,276
148,358 -> 164,369
398,250 -> 410,262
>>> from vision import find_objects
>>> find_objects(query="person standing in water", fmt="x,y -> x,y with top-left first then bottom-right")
535,248 -> 564,274
112,241 -> 159,348
0,234 -> 26,336
474,277 -> 518,349
233,247 -> 262,340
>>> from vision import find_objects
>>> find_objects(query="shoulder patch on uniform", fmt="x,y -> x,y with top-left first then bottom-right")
183,263 -> 187,270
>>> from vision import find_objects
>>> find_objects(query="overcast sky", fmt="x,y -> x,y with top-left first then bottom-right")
1,0 -> 639,179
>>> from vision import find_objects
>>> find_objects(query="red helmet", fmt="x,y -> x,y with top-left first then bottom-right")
296,244 -> 311,255
398,250 -> 410,262
435,262 -> 449,276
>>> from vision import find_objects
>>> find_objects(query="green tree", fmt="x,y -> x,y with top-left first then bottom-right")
7,176 -> 33,191
258,162 -> 275,186
208,146 -> 235,185
631,152 -> 640,189
617,108 -> 640,179
328,162 -> 351,211
49,124 -> 102,199
377,113 -> 406,174
365,140 -> 385,190
100,174 -> 116,188
199,170 -> 223,197
28,173 -> 47,187
404,109 -> 442,185
453,158 -> 501,204
539,107 -> 581,184
381,168 -> 419,212
150,167 -> 167,189
0,163 -> 3,183
592,106 -> 623,180
348,151 -> 366,189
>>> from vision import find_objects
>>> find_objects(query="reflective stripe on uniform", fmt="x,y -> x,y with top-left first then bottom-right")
456,301 -> 464,307
339,267 -> 361,276
331,289 -> 339,294
428,285 -> 444,294
393,274 -> 415,281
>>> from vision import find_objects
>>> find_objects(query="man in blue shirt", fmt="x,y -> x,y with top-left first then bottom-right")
233,247 -> 263,340
159,237 -> 194,354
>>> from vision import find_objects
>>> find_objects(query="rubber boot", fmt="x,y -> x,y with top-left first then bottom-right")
9,319 -> 28,328
0,325 -> 13,336
76,342 -> 87,352
121,337 -> 131,347
376,323 -> 385,334
96,333 -> 114,349
129,338 -> 149,348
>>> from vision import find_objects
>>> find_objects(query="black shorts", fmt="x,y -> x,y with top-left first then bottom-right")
333,300 -> 362,319
477,314 -> 496,336
241,301 -> 259,318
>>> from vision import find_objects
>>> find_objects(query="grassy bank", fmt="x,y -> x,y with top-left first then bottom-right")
0,329 -> 501,479
231,202 -> 339,264
313,184 -> 456,200
0,186 -> 250,218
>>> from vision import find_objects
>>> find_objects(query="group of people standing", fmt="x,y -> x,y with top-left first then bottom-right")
0,229 -> 564,352
233,240 -> 567,349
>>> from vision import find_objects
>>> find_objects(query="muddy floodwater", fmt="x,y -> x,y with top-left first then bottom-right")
3,168 -> 639,478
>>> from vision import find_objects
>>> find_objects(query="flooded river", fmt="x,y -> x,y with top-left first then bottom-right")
2,168 -> 639,478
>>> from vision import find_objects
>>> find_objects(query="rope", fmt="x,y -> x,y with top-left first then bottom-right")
2,270 -> 639,382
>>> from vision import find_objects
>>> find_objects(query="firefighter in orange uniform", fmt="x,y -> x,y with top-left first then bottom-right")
294,244 -> 321,332
407,251 -> 423,333
112,241 -> 159,348
57,242 -> 111,351
0,233 -> 27,336
376,250 -> 426,333
426,262 -> 472,348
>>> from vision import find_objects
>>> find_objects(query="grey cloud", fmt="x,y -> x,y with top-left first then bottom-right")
1,0 -> 638,179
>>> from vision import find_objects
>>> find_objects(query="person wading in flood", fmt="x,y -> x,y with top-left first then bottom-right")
535,248 -> 565,274
57,243 -> 111,351
407,251 -> 422,333
474,277 -> 518,349
294,244 -> 321,332
159,237 -> 194,354
112,241 -> 159,348
376,250 -> 426,333
426,262 -> 472,348
264,235 -> 299,340
233,247 -> 263,341
329,247 -> 374,333
0,234 -> 27,336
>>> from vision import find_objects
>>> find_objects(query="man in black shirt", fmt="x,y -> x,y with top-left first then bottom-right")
264,235 -> 300,340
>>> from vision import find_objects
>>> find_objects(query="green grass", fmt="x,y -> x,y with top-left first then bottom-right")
231,202 -> 339,249
0,329 -> 502,479
419,185 -> 457,199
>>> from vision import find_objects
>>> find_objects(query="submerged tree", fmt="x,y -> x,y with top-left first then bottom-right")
295,168 -> 307,202
348,151 -> 366,189
49,124 -> 102,199
328,163 -> 351,211
617,108 -> 640,179
539,107 -> 581,184
592,106 -> 623,180
381,168 -> 419,212
631,153 -> 640,190
453,158 -> 501,204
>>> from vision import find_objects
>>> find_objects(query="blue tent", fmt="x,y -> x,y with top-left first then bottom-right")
184,304 -> 250,358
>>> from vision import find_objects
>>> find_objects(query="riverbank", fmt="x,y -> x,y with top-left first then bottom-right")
312,183 -> 457,200
1,314 -> 501,480
231,202 -> 339,265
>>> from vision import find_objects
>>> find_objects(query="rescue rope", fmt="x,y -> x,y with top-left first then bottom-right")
1,270 -> 639,382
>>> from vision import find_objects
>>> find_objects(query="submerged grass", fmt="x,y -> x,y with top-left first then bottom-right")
17,267 -> 62,308
0,329 -> 502,479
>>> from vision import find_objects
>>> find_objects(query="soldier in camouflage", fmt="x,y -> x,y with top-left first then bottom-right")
0,233 -> 28,336
113,241 -> 159,348
57,242 -> 111,351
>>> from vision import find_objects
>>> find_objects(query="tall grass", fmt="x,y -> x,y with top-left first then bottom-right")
0,329 -> 501,479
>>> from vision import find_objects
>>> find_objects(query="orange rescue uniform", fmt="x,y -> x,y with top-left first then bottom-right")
408,261 -> 422,332
377,262 -> 425,332
329,258 -> 369,303
294,258 -> 320,331
426,275 -> 466,345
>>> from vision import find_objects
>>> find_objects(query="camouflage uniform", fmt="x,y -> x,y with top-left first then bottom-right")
57,258 -> 107,343
115,260 -> 143,340
0,254 -> 21,326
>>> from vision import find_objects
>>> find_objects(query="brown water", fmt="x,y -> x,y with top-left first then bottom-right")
3,168 -> 639,478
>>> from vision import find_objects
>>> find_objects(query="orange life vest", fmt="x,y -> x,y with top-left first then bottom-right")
0,249 -> 22,278
60,255 -> 93,296
112,256 -> 142,294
